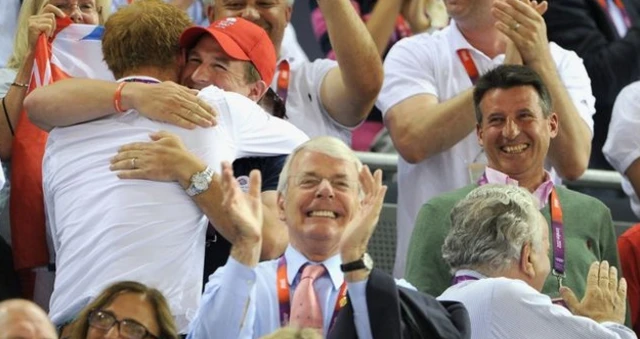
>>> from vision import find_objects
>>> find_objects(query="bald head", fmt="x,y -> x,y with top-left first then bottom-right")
0,299 -> 57,339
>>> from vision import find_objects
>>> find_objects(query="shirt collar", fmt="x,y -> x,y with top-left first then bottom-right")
284,245 -> 344,290
117,75 -> 161,84
480,167 -> 555,208
448,20 -> 505,64
453,269 -> 487,280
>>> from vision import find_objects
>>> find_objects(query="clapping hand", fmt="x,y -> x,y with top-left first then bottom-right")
560,261 -> 627,324
339,166 -> 387,264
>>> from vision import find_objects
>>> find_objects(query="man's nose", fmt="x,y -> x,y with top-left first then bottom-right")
315,179 -> 335,198
502,118 -> 520,139
239,6 -> 260,22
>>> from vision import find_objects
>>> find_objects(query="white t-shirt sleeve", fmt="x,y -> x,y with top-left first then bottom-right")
550,42 -> 596,134
603,82 -> 640,173
490,279 -> 635,339
376,34 -> 439,116
215,89 -> 309,158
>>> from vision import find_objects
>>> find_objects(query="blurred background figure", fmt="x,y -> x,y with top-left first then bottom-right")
0,299 -> 57,339
544,0 -> 640,170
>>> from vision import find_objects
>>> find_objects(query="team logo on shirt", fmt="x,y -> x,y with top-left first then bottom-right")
236,175 -> 250,193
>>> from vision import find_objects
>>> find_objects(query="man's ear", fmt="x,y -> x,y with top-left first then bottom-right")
277,192 -> 286,221
476,123 -> 484,148
519,242 -> 535,279
248,80 -> 268,102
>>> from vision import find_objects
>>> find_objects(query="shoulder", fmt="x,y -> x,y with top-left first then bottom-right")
556,186 -> 610,212
385,29 -> 448,63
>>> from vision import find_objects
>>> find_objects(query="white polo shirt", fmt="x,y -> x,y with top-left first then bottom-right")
271,57 -> 353,145
604,81 -> 640,219
376,21 -> 595,277
44,79 -> 308,332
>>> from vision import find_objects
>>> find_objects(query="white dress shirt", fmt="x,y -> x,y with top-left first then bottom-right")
603,81 -> 640,219
44,78 -> 309,332
189,245 -> 374,338
438,270 -> 636,339
376,21 -> 596,277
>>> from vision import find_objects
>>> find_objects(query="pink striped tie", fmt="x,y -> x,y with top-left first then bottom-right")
289,264 -> 326,330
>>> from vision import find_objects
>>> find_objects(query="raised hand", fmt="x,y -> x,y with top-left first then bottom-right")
222,162 -> 264,267
560,261 -> 627,324
28,4 -> 66,51
127,81 -> 217,129
339,165 -> 387,264
109,130 -> 205,189
494,0 -> 551,67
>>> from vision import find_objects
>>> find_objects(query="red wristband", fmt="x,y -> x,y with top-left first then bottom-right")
114,82 -> 127,113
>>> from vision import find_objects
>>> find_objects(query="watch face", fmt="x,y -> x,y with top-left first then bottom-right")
194,175 -> 208,190
363,253 -> 374,270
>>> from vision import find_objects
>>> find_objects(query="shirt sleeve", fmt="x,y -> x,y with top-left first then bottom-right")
550,42 -> 596,134
188,257 -> 258,339
347,279 -> 373,339
224,91 -> 309,158
376,34 -> 439,116
603,82 -> 640,173
490,280 -> 636,339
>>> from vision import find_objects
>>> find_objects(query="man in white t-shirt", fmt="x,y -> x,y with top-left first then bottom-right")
438,184 -> 634,339
25,1 -> 308,332
201,0 -> 382,145
376,0 -> 596,277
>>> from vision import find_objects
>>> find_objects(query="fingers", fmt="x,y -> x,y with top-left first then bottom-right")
149,130 -> 175,141
618,277 -> 628,301
586,261 -> 600,289
40,4 -> 67,18
609,265 -> 619,293
115,169 -> 148,180
598,260 -> 610,290
559,286 -> 580,313
221,161 -> 236,206
248,169 -> 262,200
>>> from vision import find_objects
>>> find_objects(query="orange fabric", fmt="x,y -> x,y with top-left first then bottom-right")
9,19 -> 72,272
618,224 -> 640,336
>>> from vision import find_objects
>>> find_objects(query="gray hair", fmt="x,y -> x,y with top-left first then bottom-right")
442,184 -> 543,276
201,0 -> 295,7
276,136 -> 363,195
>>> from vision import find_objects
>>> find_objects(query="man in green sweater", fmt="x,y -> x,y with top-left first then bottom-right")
405,64 -> 620,305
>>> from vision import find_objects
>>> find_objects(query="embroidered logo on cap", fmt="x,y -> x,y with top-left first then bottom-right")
215,17 -> 238,29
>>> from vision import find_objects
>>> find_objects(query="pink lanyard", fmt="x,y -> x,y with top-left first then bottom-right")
597,0 -> 632,28
456,49 -> 480,85
276,256 -> 348,329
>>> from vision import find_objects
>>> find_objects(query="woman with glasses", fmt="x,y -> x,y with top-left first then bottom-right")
0,0 -> 110,305
69,281 -> 178,339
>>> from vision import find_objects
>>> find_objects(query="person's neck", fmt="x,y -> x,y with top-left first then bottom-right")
121,67 -> 177,82
456,20 -> 505,59
291,241 -> 337,263
510,170 -> 547,193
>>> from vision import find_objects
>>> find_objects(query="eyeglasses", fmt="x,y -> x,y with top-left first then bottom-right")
290,174 -> 357,192
50,1 -> 100,14
88,310 -> 158,339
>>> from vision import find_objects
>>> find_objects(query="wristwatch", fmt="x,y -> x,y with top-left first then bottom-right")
340,253 -> 374,273
185,166 -> 215,197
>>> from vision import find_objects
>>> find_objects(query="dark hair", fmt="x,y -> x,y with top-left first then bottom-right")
473,65 -> 552,124
70,281 -> 178,339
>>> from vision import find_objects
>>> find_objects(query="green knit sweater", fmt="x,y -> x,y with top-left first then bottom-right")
405,183 -> 620,301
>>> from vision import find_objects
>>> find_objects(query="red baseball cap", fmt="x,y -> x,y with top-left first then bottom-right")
179,18 -> 277,84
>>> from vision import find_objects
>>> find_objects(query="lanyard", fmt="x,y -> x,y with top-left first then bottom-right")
456,49 -> 480,85
549,188 -> 566,288
276,60 -> 290,106
597,0 -> 632,28
276,256 -> 348,330
396,15 -> 412,39
452,275 -> 479,285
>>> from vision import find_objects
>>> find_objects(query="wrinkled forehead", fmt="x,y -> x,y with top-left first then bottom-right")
290,150 -> 359,178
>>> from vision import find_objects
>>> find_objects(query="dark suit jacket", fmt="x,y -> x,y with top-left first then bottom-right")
328,269 -> 470,339
545,0 -> 640,168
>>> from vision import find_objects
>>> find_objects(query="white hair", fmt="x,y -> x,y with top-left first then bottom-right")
201,0 -> 295,7
442,184 -> 544,276
276,136 -> 363,195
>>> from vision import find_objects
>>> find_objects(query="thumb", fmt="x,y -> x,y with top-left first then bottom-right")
559,286 -> 580,313
149,130 -> 171,141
